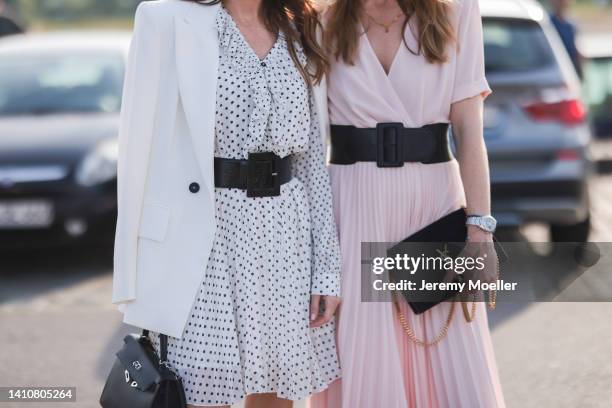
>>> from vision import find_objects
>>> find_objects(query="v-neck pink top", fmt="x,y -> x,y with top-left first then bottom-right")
327,0 -> 491,128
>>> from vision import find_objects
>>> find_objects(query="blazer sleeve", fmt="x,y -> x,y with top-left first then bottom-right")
112,3 -> 162,305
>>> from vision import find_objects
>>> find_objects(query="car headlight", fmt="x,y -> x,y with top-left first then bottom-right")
76,138 -> 118,186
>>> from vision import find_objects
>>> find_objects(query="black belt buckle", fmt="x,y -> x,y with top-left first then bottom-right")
376,122 -> 404,168
247,152 -> 281,197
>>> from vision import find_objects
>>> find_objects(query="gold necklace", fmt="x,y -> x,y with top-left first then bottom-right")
364,11 -> 405,33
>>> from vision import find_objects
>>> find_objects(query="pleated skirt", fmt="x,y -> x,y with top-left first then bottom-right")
309,160 -> 506,408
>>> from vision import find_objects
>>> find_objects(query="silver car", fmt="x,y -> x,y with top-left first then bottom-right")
480,0 -> 593,242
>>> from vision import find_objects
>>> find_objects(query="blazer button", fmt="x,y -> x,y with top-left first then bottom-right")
189,182 -> 200,193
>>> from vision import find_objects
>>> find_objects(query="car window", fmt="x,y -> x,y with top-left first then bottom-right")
583,57 -> 612,137
483,18 -> 556,73
0,51 -> 124,116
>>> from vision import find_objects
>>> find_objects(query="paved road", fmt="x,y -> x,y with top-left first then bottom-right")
2,174 -> 612,408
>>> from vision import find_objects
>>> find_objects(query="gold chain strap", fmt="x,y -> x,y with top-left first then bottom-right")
394,248 -> 501,343
461,299 -> 477,322
462,251 -> 500,322
488,250 -> 500,310
393,297 -> 456,347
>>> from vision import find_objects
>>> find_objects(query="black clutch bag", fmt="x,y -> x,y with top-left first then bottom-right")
99,329 -> 186,408
387,208 -> 467,315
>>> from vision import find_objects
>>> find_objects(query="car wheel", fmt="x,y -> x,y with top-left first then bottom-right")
550,216 -> 591,243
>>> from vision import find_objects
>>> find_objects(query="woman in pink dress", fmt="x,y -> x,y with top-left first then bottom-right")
310,0 -> 506,407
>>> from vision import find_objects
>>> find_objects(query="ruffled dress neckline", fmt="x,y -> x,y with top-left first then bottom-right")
216,6 -> 284,70
215,6 -> 310,158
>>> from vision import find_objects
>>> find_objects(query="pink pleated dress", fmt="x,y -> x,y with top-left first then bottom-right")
309,0 -> 506,407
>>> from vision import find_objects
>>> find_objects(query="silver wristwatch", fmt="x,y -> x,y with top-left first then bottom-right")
466,214 -> 497,233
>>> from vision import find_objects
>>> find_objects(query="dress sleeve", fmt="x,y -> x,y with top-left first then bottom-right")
291,93 -> 342,298
451,0 -> 492,103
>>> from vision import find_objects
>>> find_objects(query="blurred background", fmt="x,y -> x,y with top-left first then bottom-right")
1,0 -> 612,407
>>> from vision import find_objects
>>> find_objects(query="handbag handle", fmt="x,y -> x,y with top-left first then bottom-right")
393,294 -> 456,347
140,329 -> 168,363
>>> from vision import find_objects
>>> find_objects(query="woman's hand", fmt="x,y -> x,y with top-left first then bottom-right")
461,225 -> 498,290
309,295 -> 341,328
467,225 -> 493,243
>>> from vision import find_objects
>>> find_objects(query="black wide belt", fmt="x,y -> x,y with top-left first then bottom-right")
214,152 -> 292,197
329,122 -> 452,167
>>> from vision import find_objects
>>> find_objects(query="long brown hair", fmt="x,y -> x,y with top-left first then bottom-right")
325,0 -> 454,65
184,0 -> 328,85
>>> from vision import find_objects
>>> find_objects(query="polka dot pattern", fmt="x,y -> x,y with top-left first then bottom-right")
148,7 -> 341,406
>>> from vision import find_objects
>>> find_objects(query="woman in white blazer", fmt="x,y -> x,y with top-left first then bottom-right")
112,0 -> 342,406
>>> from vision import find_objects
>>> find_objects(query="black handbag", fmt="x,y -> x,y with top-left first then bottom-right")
387,208 -> 468,315
99,329 -> 186,408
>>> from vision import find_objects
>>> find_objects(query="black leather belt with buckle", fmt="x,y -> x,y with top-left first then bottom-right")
214,152 -> 292,197
329,122 -> 452,167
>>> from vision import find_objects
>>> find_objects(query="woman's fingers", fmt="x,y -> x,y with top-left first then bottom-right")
322,296 -> 340,322
310,294 -> 321,322
310,296 -> 341,328
460,241 -> 498,291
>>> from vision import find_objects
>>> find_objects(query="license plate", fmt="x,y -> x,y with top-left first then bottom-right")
0,200 -> 54,229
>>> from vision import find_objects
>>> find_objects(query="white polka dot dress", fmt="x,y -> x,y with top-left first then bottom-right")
147,7 -> 341,406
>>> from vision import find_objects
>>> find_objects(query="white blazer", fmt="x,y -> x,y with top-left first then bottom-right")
113,0 -> 330,338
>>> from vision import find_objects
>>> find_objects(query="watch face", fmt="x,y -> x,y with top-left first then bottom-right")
484,217 -> 496,232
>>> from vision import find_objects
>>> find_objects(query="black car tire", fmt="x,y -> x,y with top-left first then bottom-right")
550,216 -> 591,243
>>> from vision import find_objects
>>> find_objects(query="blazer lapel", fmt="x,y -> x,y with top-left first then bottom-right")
174,3 -> 220,201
